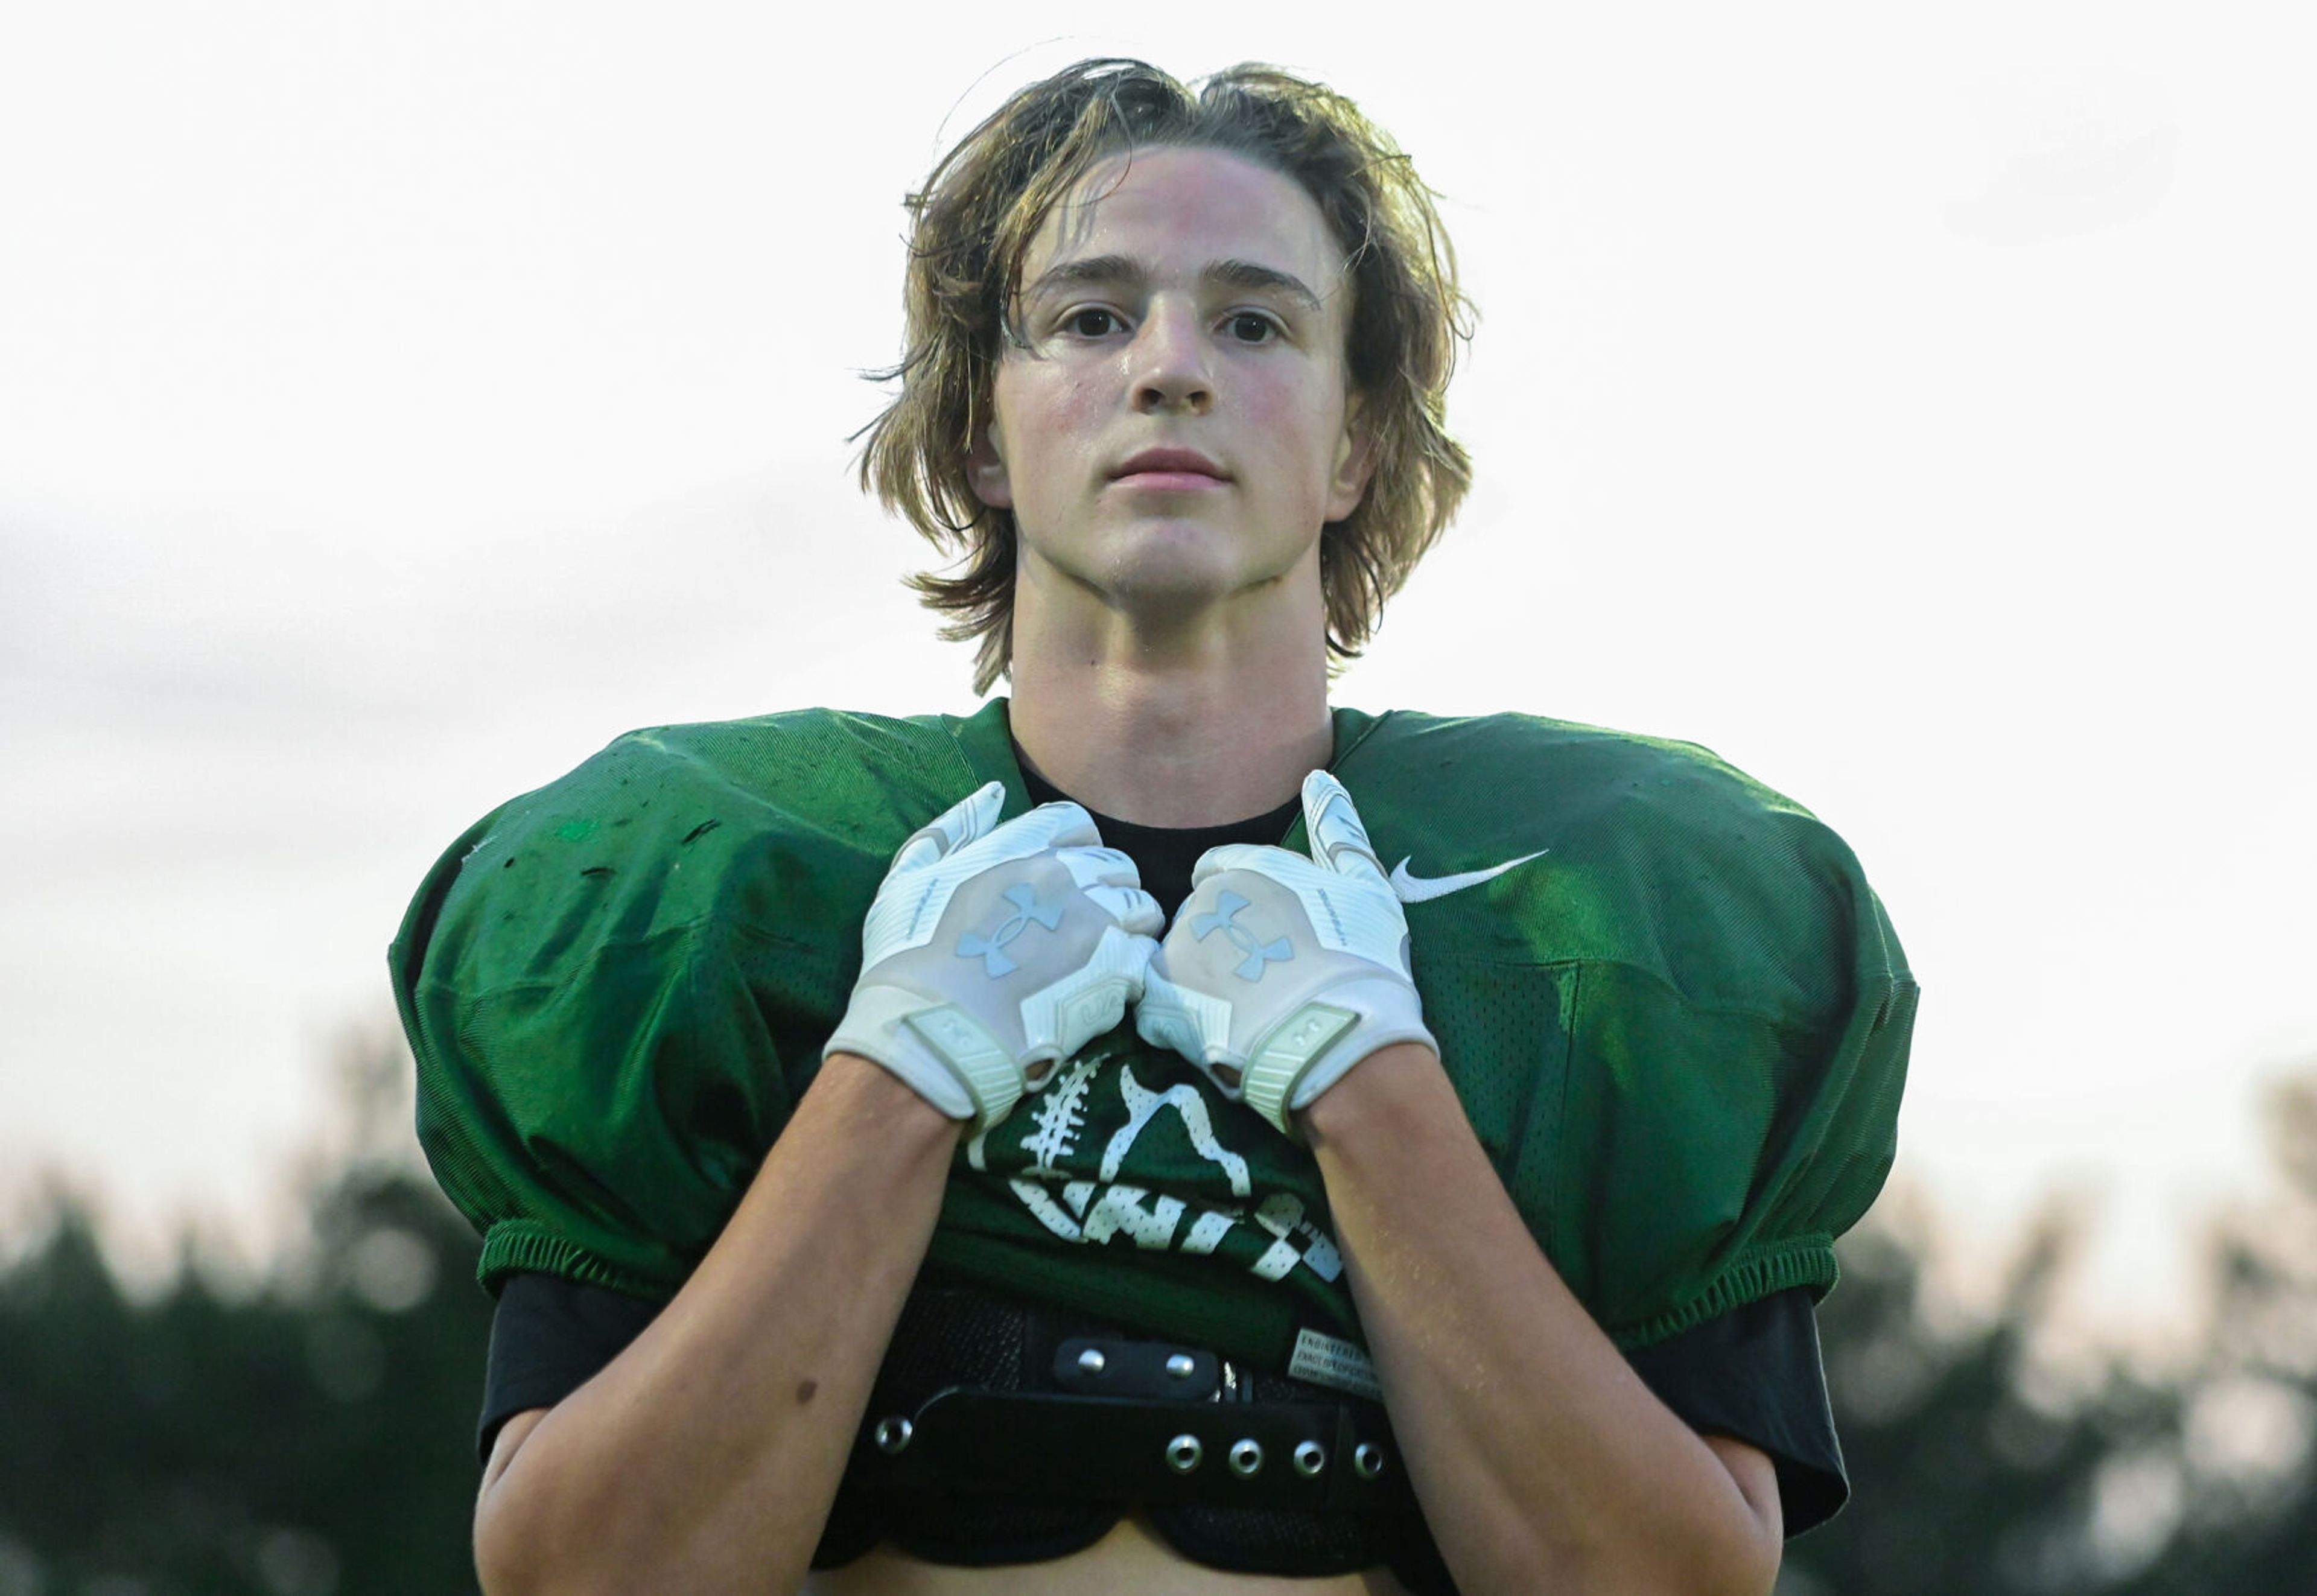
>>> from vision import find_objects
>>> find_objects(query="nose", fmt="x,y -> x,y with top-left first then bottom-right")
1128,299 -> 1212,416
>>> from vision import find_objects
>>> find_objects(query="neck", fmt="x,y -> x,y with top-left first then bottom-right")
1005,559 -> 1333,828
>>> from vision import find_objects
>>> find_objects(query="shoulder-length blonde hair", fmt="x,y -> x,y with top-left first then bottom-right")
857,59 -> 1473,694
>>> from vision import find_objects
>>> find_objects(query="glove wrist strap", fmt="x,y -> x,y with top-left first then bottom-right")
1241,1002 -> 1360,1134
1241,984 -> 1440,1136
826,985 -> 1025,1130
903,1003 -> 1026,1127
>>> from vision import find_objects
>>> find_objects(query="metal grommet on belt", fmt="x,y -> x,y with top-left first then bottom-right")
1228,1438 -> 1264,1477
1353,1441 -> 1385,1479
1293,1440 -> 1327,1477
1165,1433 -> 1204,1474
1054,1337 -> 1219,1399
873,1415 -> 914,1455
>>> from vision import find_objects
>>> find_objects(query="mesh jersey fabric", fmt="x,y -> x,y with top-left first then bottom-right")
393,697 -> 1914,1384
479,1271 -> 1846,1582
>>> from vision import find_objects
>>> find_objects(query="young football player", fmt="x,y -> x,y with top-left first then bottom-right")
392,59 -> 1915,1596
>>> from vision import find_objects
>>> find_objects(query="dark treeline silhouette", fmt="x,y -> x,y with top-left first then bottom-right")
2,1037 -> 2313,1595
1785,1075 -> 2317,1595
0,1038 -> 493,1596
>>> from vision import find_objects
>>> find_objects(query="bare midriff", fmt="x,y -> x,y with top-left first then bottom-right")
803,1511 -> 1418,1595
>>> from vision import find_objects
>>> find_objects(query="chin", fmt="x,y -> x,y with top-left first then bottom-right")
1101,559 -> 1241,619
1028,517 -> 1317,618
1079,521 -> 1224,587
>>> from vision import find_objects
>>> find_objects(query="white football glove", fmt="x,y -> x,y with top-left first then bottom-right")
1136,771 -> 1436,1134
825,781 -> 1163,1130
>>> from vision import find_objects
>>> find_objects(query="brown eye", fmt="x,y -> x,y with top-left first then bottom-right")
1066,308 -> 1123,337
1229,313 -> 1277,343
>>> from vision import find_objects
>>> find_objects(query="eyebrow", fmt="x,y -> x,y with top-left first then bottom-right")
1025,254 -> 1327,314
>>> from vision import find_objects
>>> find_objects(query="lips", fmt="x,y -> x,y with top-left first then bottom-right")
1109,448 -> 1230,485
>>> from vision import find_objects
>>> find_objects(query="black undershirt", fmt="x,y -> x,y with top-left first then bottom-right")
475,759 -> 1851,1570
1014,757 -> 1304,923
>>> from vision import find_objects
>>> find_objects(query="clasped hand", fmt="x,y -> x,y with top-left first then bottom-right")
826,772 -> 1434,1134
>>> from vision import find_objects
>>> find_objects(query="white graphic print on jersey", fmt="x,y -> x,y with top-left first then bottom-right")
1248,1191 -> 1344,1282
1019,1054 -> 1099,1174
965,1051 -> 1101,1175
1102,1067 -> 1251,1195
967,1055 -> 1343,1283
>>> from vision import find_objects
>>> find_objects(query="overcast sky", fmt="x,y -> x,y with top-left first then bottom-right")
2,2 -> 2309,1346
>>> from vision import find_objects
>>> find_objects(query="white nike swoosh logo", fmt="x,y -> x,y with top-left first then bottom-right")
1388,851 -> 1547,903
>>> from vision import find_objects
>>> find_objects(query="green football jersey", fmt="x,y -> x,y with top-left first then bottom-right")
391,698 -> 1915,1385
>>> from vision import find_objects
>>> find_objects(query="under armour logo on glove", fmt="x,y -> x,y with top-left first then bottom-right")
824,783 -> 1162,1131
1192,891 -> 1294,982
1137,772 -> 1437,1136
958,884 -> 1065,978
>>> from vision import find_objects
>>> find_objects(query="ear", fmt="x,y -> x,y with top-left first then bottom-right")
1324,393 -> 1379,523
967,421 -> 1013,510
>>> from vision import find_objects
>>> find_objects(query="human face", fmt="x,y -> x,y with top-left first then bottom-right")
970,145 -> 1373,621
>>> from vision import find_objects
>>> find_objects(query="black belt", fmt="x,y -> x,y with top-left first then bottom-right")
845,1323 -> 1423,1516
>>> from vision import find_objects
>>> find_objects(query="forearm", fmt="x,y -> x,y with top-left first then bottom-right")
474,1054 -> 961,1596
1303,1044 -> 1781,1596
